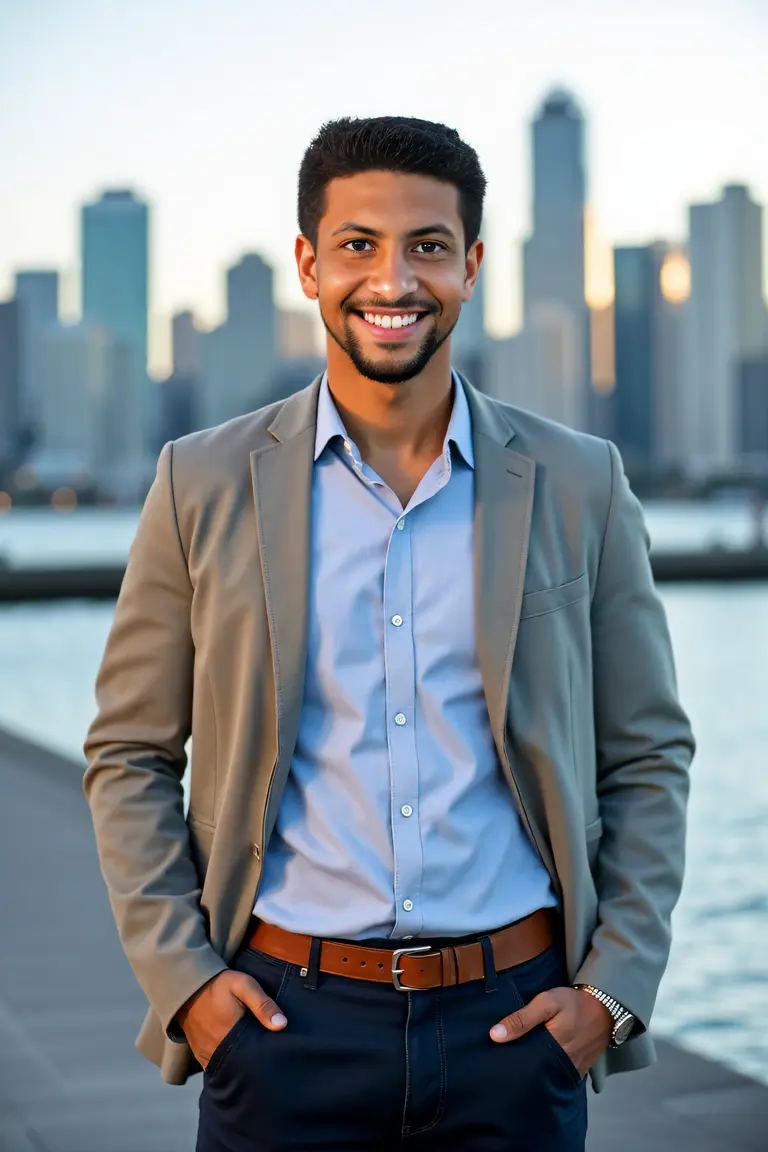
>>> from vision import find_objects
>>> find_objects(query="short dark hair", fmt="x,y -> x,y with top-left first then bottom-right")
297,116 -> 486,253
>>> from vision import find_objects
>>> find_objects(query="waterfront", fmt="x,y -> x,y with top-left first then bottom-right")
1,500 -> 765,567
0,506 -> 767,1087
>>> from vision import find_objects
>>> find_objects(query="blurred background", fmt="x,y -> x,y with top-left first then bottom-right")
0,0 -> 767,1138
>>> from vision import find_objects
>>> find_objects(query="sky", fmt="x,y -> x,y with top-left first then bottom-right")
1,0 -> 767,376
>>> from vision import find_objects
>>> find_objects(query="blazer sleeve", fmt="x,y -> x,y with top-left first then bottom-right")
83,442 -> 227,1040
573,439 -> 695,1034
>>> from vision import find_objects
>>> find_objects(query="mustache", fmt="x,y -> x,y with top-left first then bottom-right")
346,301 -> 436,314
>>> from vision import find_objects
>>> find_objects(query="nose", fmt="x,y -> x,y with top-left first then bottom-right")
366,243 -> 419,300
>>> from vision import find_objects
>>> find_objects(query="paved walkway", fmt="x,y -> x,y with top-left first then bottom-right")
1,723 -> 766,1151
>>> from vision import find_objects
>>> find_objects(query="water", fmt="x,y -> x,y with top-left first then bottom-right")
0,499 -> 766,567
1,507 -> 767,1086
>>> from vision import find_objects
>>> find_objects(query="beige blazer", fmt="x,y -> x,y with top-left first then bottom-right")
83,373 -> 694,1093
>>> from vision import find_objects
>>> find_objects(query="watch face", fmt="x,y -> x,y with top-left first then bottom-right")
614,1017 -> 634,1045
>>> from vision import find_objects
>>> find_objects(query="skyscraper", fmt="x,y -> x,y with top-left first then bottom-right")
452,241 -> 487,391
0,300 -> 22,466
172,310 -> 202,378
81,189 -> 150,452
14,270 -> 59,426
35,321 -> 143,490
523,88 -> 590,430
612,243 -> 686,471
277,308 -> 320,359
201,253 -> 277,428
683,184 -> 766,472
737,355 -> 768,462
36,322 -> 112,479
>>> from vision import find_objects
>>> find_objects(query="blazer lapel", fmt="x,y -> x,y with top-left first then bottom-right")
464,380 -> 536,746
250,379 -> 321,802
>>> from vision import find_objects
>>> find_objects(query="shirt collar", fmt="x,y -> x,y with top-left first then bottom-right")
313,369 -> 474,470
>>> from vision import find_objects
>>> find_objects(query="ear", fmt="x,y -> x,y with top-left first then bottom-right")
295,234 -> 318,301
461,238 -> 483,303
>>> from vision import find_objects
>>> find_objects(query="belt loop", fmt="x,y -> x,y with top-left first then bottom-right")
303,936 -> 322,991
479,934 -> 498,994
440,945 -> 458,987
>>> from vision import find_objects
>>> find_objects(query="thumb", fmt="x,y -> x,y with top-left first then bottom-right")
490,990 -> 556,1042
232,971 -> 288,1031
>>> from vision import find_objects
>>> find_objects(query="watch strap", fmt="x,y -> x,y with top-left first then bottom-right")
574,983 -> 635,1047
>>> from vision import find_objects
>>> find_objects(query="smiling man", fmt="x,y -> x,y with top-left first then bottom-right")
84,116 -> 694,1151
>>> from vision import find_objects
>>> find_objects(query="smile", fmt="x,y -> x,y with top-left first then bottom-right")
352,311 -> 429,340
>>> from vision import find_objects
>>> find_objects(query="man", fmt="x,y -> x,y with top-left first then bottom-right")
84,115 -> 695,1151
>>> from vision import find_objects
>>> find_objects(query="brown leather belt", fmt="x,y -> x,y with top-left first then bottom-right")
247,907 -> 557,991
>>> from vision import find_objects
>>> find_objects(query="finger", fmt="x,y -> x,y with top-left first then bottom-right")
232,972 -> 288,1030
490,990 -> 558,1042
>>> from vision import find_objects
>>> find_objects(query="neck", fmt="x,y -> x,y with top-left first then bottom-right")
324,342 -> 454,461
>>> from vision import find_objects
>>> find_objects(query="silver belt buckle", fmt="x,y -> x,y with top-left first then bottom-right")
391,944 -> 433,991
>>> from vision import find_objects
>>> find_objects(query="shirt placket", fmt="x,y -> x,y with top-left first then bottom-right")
383,509 -> 425,937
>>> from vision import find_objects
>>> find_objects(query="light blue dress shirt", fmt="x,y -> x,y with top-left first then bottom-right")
253,372 -> 557,940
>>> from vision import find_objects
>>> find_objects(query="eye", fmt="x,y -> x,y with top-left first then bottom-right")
414,241 -> 446,254
343,239 -> 374,253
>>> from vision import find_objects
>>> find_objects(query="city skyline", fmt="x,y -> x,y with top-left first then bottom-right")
2,0 -> 767,376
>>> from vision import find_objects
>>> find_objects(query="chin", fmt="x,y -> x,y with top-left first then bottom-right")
345,333 -> 443,385
355,358 -> 429,385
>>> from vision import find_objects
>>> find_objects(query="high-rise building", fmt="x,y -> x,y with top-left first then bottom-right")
81,189 -> 150,451
682,184 -> 766,472
34,321 -> 143,492
277,308 -> 320,359
172,310 -> 202,378
737,355 -> 768,462
523,88 -> 590,430
612,243 -> 686,471
486,319 -> 581,427
485,333 -> 532,408
157,374 -> 198,449
201,253 -> 277,428
0,300 -> 22,466
14,270 -> 59,426
452,242 -> 487,391
35,322 -> 111,478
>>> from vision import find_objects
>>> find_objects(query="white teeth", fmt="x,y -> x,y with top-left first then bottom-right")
362,312 -> 420,329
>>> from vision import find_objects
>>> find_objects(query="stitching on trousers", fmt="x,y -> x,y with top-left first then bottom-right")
402,991 -> 447,1136
205,1014 -> 249,1078
400,991 -> 413,1141
275,958 -> 293,1003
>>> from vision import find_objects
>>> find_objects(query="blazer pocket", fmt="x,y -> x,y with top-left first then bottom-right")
519,572 -> 589,620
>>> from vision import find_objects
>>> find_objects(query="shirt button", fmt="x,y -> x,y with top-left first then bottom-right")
401,804 -> 413,817
403,899 -> 414,912
391,614 -> 403,627
394,713 -> 407,726
396,519 -> 405,531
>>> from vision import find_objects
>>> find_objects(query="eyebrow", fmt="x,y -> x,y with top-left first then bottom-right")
331,221 -> 457,241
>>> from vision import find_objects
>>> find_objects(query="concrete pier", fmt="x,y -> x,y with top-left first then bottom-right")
1,724 -> 766,1151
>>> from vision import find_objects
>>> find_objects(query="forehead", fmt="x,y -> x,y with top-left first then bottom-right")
320,171 -> 462,235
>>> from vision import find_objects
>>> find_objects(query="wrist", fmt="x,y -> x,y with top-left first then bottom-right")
576,985 -> 613,1025
574,984 -> 636,1048
176,973 -> 217,1027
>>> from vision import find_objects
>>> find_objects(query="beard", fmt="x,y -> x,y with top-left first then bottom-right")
320,306 -> 456,384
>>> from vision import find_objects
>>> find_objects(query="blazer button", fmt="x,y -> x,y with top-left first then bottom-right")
253,845 -> 261,860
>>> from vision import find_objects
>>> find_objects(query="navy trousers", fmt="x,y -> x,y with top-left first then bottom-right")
196,928 -> 588,1151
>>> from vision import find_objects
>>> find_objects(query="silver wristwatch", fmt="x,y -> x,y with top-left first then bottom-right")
574,984 -> 635,1047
